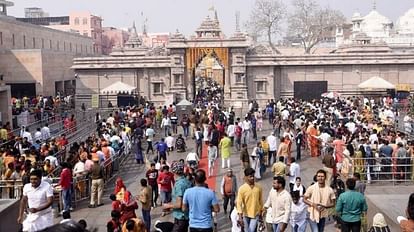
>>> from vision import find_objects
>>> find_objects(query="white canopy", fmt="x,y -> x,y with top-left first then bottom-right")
100,81 -> 136,94
358,76 -> 395,89
176,99 -> 193,106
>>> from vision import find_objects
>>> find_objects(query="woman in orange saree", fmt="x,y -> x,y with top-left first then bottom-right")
307,123 -> 320,157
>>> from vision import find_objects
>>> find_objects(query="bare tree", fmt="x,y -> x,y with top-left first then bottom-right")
246,0 -> 286,53
287,0 -> 345,54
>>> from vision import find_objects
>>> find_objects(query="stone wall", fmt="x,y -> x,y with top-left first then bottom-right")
41,50 -> 79,95
75,67 -> 172,108
279,64 -> 414,97
0,49 -> 43,92
0,15 -> 96,97
0,16 -> 94,55
0,49 -> 83,96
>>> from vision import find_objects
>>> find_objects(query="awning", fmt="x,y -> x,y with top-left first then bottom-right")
358,76 -> 395,89
100,81 -> 136,94
176,99 -> 193,106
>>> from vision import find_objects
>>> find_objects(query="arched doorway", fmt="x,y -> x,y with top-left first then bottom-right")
186,47 -> 229,103
193,50 -> 225,106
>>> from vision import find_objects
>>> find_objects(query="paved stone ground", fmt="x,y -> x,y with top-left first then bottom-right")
61,121 -> 410,232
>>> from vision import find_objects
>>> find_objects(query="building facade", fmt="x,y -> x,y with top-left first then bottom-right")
18,11 -> 103,54
102,27 -> 130,55
0,8 -> 94,98
73,11 -> 414,109
337,6 -> 414,50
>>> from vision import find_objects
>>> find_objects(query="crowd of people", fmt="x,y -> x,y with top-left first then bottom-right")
11,95 -> 74,118
194,77 -> 224,109
5,91 -> 414,232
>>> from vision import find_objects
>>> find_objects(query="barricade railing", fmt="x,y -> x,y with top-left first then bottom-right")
350,156 -> 413,185
0,179 -> 23,199
0,108 -> 128,207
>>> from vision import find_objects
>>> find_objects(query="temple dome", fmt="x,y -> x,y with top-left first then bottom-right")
396,8 -> 414,35
125,22 -> 142,48
360,10 -> 392,37
351,12 -> 362,21
194,11 -> 223,39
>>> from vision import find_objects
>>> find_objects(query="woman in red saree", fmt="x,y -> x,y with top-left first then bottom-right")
114,177 -> 126,201
120,190 -> 138,224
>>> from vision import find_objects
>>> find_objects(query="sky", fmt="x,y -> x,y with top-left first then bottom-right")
7,0 -> 414,36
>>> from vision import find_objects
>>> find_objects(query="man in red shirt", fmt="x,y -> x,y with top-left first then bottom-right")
157,165 -> 175,207
59,162 -> 72,213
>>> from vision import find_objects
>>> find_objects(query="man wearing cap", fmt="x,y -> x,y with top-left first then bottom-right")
221,168 -> 237,214
164,161 -> 192,232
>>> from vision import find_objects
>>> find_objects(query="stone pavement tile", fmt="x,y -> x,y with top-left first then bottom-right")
366,193 -> 408,231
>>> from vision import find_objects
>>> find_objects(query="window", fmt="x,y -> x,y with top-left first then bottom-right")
57,41 -> 60,50
49,40 -> 52,49
63,42 -> 66,51
41,38 -> 44,49
173,74 -> 181,85
74,17 -> 80,25
174,57 -> 181,64
32,37 -> 36,48
23,35 -> 26,48
70,43 -> 72,52
12,34 -> 15,47
256,81 -> 266,92
236,56 -> 244,64
83,18 -> 88,25
235,73 -> 244,83
153,83 -> 163,94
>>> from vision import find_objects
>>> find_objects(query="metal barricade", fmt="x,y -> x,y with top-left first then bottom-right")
72,175 -> 91,207
0,180 -> 23,200
350,156 -> 413,185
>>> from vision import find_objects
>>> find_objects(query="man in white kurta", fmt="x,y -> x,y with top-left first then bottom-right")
18,169 -> 54,232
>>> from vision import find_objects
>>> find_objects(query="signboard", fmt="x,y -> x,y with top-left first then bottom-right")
396,84 -> 411,92
91,94 -> 99,108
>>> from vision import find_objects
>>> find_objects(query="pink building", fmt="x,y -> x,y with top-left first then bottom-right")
140,33 -> 169,47
21,11 -> 104,54
102,27 -> 129,55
